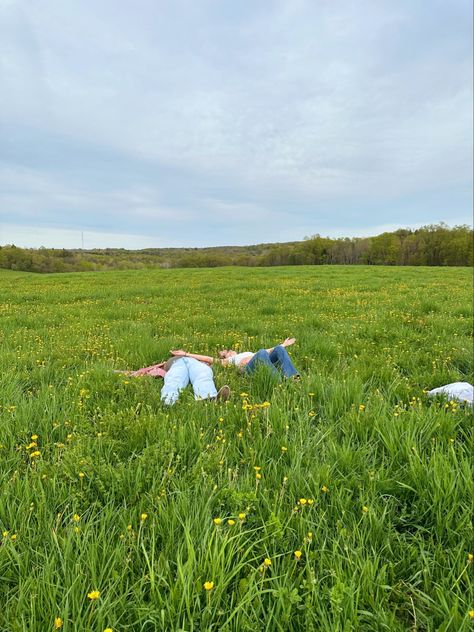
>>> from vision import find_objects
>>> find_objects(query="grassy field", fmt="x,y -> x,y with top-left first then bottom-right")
0,265 -> 472,632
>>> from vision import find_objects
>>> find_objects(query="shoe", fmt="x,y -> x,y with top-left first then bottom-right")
216,385 -> 231,402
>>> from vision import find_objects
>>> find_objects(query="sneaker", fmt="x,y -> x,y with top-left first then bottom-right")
216,385 -> 231,402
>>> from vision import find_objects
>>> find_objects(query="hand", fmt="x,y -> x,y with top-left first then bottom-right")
170,349 -> 186,356
282,337 -> 296,347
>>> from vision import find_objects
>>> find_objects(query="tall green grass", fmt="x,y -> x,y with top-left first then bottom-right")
0,266 -> 472,631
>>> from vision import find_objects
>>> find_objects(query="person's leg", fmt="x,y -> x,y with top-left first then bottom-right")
161,358 -> 190,405
245,349 -> 279,376
269,345 -> 299,378
186,358 -> 218,400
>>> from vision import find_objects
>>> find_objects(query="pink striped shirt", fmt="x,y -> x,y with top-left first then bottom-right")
130,362 -> 167,378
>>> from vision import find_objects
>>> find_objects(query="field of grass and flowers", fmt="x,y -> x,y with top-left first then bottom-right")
0,265 -> 473,631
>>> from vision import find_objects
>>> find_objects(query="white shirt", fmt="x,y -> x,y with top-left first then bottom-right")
428,382 -> 473,405
227,352 -> 254,366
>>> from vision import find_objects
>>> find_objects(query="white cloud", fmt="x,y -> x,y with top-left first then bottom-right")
0,0 -> 472,246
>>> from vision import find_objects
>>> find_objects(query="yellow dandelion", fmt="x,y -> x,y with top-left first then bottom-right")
103,628 -> 113,632
321,485 -> 329,493
79,472 -> 85,478
31,434 -> 38,440
299,498 -> 307,505
227,519 -> 236,525
140,513 -> 148,521
362,506 -> 369,513
54,617 -> 63,629
469,610 -> 474,619
29,451 -> 41,458
213,518 -> 222,526
307,498 -> 314,505
468,553 -> 473,562
11,534 -> 17,541
281,446 -> 288,453
238,512 -> 246,520
359,404 -> 366,412
294,550 -> 302,560
263,558 -> 272,567
203,581 -> 214,590
87,590 -> 100,600
256,473 -> 262,479
73,514 -> 81,522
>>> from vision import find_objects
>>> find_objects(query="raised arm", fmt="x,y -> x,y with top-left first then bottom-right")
265,337 -> 296,353
170,349 -> 225,366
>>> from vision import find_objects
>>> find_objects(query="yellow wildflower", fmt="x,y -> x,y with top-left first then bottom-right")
11,534 -> 17,541
469,610 -> 474,619
281,446 -> 288,453
203,581 -> 214,590
263,558 -> 272,567
140,513 -> 148,521
299,498 -> 307,505
29,451 -> 41,458
103,628 -> 113,632
31,434 -> 38,440
238,513 -> 246,520
468,553 -> 473,562
213,518 -> 222,526
294,550 -> 302,560
227,519 -> 236,525
307,498 -> 314,505
73,514 -> 81,522
321,485 -> 329,493
54,617 -> 63,629
362,506 -> 369,513
256,473 -> 262,479
87,590 -> 100,600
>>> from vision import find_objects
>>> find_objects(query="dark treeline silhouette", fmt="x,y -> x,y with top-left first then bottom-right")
1,224 -> 472,273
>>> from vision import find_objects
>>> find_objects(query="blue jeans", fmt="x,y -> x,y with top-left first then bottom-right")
245,346 -> 299,378
161,357 -> 217,405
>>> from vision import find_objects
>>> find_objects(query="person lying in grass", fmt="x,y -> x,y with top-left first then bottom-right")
117,356 -> 230,405
170,338 -> 300,379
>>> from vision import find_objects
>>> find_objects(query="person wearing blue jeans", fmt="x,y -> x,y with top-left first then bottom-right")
170,337 -> 300,379
244,345 -> 299,378
161,356 -> 229,405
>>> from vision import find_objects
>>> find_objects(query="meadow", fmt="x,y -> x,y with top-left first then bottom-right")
0,265 -> 472,632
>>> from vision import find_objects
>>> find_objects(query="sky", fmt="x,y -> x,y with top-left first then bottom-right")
0,0 -> 472,249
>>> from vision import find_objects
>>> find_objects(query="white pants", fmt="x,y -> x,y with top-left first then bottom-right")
161,357 -> 217,405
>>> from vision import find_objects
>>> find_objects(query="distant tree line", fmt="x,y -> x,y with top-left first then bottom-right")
1,224 -> 472,273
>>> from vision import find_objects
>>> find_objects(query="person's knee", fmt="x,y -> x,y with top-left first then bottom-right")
256,349 -> 269,358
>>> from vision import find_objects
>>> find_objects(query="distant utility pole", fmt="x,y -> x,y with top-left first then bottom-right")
81,232 -> 84,249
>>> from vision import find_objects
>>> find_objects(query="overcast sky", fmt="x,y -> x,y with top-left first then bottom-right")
0,0 -> 472,249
